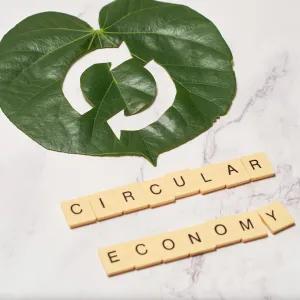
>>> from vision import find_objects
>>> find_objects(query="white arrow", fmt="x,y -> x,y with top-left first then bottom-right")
63,42 -> 176,139
107,60 -> 176,139
63,42 -> 132,114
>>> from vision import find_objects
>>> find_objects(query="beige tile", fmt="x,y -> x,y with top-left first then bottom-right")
141,178 -> 176,208
98,243 -> 135,277
153,230 -> 190,263
179,224 -> 216,256
257,201 -> 295,234
126,237 -> 163,270
190,164 -> 226,195
218,159 -> 251,188
208,216 -> 242,248
162,169 -> 200,199
113,183 -> 149,214
61,198 -> 96,229
235,212 -> 268,242
88,190 -> 123,221
241,153 -> 275,181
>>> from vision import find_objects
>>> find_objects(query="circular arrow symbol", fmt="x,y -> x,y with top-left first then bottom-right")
0,0 -> 236,165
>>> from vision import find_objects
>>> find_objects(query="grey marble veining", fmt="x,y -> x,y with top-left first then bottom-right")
1,0 -> 300,299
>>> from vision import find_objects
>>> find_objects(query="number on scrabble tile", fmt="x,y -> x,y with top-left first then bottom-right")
163,169 -> 200,199
61,198 -> 96,229
257,201 -> 295,234
241,153 -> 275,181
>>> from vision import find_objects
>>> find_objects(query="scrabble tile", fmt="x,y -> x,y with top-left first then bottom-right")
257,201 -> 295,234
113,183 -> 149,213
89,190 -> 123,221
179,224 -> 216,256
241,153 -> 275,181
61,198 -> 96,229
98,244 -> 135,276
162,170 -> 200,199
208,216 -> 242,248
153,230 -> 190,263
191,164 -> 226,194
235,212 -> 268,242
218,160 -> 251,188
141,178 -> 176,208
126,237 -> 163,270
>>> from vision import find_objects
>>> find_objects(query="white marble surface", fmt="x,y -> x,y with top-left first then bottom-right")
1,0 -> 300,299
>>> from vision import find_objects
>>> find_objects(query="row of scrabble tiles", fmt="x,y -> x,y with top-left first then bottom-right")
99,201 -> 295,276
61,153 -> 275,229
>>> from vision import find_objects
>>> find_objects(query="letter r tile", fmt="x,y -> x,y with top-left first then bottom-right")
113,183 -> 149,213
240,153 -> 275,181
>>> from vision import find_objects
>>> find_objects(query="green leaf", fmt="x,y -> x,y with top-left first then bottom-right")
0,0 -> 236,166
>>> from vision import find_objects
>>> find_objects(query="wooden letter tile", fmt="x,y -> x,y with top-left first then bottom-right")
235,212 -> 268,242
113,183 -> 149,214
179,224 -> 216,256
141,178 -> 175,208
98,244 -> 135,277
208,216 -> 242,248
89,190 -> 123,222
257,201 -> 295,234
162,169 -> 200,199
190,164 -> 226,195
218,159 -> 251,188
127,237 -> 163,270
241,153 -> 275,181
61,198 -> 96,229
154,230 -> 190,263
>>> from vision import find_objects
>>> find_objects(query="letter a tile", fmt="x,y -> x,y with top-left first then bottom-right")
218,160 -> 250,188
